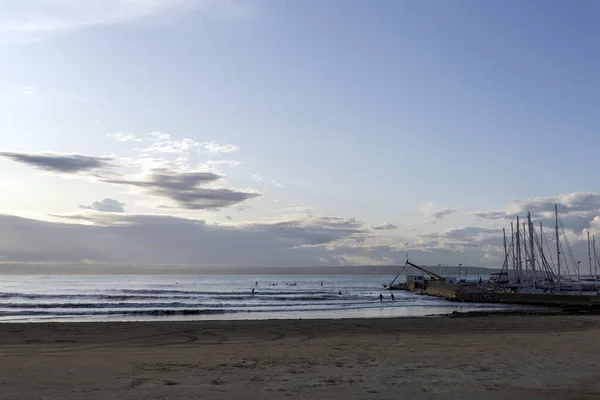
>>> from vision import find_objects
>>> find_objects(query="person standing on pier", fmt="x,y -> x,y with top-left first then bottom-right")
379,293 -> 383,302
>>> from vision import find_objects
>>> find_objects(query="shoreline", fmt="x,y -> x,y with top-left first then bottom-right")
0,303 -> 557,324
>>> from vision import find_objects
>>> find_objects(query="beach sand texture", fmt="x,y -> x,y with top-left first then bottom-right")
1,315 -> 600,399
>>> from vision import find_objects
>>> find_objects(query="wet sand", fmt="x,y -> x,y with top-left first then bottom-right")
1,314 -> 600,399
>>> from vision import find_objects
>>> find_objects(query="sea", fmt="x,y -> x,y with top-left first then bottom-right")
0,274 -> 522,322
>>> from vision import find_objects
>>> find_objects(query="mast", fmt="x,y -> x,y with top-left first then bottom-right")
588,231 -> 592,277
516,216 -> 521,281
503,228 -> 508,270
555,204 -> 561,286
540,222 -> 545,280
594,235 -> 598,281
523,222 -> 528,277
511,222 -> 516,278
539,222 -> 544,259
528,213 -> 536,285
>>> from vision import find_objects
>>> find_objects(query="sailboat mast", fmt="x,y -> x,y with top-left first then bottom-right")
594,235 -> 598,281
555,204 -> 561,286
539,223 -> 544,256
587,230 -> 592,277
511,222 -> 516,278
516,216 -> 521,280
503,228 -> 508,270
523,222 -> 528,277
528,213 -> 535,283
539,222 -> 545,277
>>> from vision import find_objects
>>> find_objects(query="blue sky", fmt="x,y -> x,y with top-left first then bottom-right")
1,0 -> 599,267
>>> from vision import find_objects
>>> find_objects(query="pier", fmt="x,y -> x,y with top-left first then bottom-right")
411,280 -> 600,311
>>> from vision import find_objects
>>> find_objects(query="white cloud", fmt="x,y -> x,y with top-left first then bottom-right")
107,132 -> 141,142
138,132 -> 200,154
251,174 -> 264,181
272,180 -> 286,188
0,0 -> 246,44
20,85 -> 36,96
200,141 -> 240,156
80,198 -> 126,213
199,159 -> 242,172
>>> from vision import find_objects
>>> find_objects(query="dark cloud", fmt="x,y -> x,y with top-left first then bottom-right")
472,211 -> 515,220
428,208 -> 458,223
5,212 -> 591,268
372,223 -> 398,230
79,198 -> 125,213
104,168 -> 261,210
472,192 -> 600,220
421,226 -> 498,241
0,152 -> 112,173
0,213 -> 369,266
1,151 -> 259,211
417,227 -> 502,256
250,217 -> 367,246
472,192 -> 600,233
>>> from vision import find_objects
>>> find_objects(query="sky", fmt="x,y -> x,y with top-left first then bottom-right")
0,0 -> 599,268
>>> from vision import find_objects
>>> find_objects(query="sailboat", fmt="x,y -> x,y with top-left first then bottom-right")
492,205 -> 600,294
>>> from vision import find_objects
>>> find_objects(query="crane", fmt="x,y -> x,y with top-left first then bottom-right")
405,259 -> 446,282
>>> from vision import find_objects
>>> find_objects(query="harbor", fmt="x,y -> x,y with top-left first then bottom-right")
384,205 -> 600,311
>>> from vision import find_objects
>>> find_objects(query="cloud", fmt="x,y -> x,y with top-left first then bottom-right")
251,174 -> 264,181
139,132 -> 200,154
372,223 -> 398,230
199,159 -> 242,172
429,208 -> 458,223
3,210 -> 585,268
0,152 -> 112,173
200,141 -> 240,156
21,85 -> 36,95
272,180 -> 286,188
104,168 -> 260,210
251,216 -> 367,247
108,132 -> 141,142
1,147 -> 257,211
279,205 -> 314,215
419,202 -> 458,224
471,211 -> 510,220
472,192 -> 600,233
79,198 -> 126,213
0,0 -> 245,44
421,226 -> 498,242
0,213 -> 375,265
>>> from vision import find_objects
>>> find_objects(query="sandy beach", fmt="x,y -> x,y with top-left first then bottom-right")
1,314 -> 600,399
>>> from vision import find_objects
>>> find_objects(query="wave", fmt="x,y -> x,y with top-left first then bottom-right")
0,301 -> 509,318
0,298 -> 405,310
0,309 -> 232,317
0,292 -> 352,302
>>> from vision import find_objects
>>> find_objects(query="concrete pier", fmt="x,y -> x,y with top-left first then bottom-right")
421,281 -> 600,310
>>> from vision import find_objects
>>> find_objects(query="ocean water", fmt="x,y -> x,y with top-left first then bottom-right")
0,274 -> 518,322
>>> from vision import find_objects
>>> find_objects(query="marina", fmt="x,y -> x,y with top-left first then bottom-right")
385,205 -> 600,311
